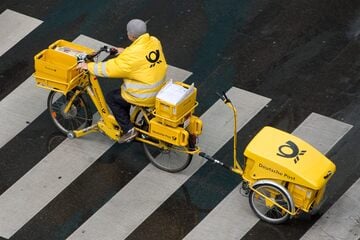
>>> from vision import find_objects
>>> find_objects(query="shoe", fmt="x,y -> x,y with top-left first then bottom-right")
118,128 -> 138,143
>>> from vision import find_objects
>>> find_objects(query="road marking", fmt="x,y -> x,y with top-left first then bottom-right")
0,9 -> 42,56
292,113 -> 352,154
0,134 -> 113,239
0,9 -> 44,148
301,181 -> 360,240
184,113 -> 352,240
0,35 -> 193,238
0,77 -> 48,148
67,88 -> 271,240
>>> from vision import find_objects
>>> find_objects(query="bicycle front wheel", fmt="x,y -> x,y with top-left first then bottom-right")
143,142 -> 192,173
47,90 -> 92,135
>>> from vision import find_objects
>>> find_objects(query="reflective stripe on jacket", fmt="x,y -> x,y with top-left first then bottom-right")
87,33 -> 168,107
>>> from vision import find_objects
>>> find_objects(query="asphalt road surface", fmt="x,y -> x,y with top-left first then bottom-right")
0,0 -> 360,239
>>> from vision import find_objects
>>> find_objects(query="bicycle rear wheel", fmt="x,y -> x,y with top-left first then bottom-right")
47,90 -> 92,135
133,109 -> 193,173
143,142 -> 192,173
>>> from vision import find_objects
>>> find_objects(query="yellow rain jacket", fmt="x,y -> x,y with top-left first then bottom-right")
87,33 -> 167,107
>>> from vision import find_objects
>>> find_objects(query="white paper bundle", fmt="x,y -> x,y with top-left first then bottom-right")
156,80 -> 194,105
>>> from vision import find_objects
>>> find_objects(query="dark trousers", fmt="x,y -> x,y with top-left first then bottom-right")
106,89 -> 133,132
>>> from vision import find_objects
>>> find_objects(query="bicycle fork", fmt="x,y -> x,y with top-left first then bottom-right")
65,86 -> 121,141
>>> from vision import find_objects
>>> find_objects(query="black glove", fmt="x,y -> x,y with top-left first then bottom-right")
109,47 -> 118,55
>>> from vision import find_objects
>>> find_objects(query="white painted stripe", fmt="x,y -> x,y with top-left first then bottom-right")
0,9 -> 42,56
166,65 -> 193,82
292,113 -> 352,154
185,185 -> 258,240
184,113 -> 352,240
67,88 -> 271,240
0,60 -> 192,238
0,79 -> 48,148
0,135 -> 112,239
301,178 -> 360,240
300,122 -> 359,240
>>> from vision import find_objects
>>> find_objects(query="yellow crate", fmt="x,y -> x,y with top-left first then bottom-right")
33,39 -> 94,94
154,81 -> 198,127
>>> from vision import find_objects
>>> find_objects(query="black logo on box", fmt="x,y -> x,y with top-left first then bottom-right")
277,140 -> 306,164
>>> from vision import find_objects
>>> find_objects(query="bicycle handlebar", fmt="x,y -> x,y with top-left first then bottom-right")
77,46 -> 118,63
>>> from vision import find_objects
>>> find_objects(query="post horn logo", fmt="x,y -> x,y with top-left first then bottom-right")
277,140 -> 306,164
146,50 -> 162,68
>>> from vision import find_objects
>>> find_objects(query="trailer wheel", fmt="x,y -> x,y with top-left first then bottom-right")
249,181 -> 293,224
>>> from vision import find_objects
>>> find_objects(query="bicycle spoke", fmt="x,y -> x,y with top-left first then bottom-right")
69,119 -> 75,130
48,91 -> 92,134
50,105 -> 62,111
250,184 -> 291,224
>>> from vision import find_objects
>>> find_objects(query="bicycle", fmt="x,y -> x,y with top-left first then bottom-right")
34,39 -> 202,173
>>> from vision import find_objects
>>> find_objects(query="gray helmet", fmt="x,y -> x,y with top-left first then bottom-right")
127,19 -> 147,38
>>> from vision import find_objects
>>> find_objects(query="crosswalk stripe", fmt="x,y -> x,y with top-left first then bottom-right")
184,113 -> 352,240
301,180 -> 360,239
0,78 -> 47,148
0,9 -> 44,149
66,87 -> 271,240
0,134 -> 113,239
292,113 -> 352,154
0,9 -> 42,57
0,37 -> 192,238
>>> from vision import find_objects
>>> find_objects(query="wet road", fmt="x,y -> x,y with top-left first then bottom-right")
0,0 -> 360,239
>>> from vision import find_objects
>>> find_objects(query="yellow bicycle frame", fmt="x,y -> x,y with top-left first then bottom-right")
64,73 -> 120,140
63,72 -> 200,155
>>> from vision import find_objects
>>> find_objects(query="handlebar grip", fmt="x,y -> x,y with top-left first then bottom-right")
216,92 -> 226,102
222,91 -> 230,103
85,53 -> 96,61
